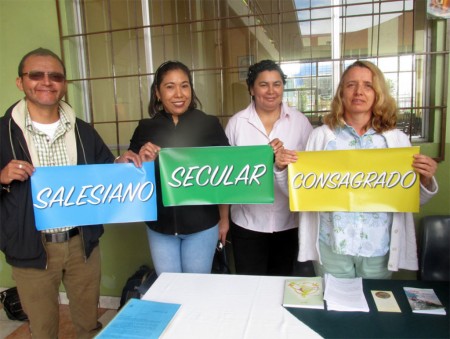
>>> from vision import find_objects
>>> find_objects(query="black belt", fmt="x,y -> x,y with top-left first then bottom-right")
43,228 -> 79,243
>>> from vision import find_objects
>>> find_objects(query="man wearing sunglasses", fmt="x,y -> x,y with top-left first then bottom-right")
0,48 -> 140,338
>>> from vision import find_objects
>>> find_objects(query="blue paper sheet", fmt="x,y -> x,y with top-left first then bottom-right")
95,298 -> 181,339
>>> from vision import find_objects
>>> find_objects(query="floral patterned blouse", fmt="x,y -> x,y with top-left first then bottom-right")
318,124 -> 393,257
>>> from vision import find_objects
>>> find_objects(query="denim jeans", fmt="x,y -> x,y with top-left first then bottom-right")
147,225 -> 218,275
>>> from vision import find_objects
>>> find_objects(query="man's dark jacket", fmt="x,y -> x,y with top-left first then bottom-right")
0,102 -> 115,269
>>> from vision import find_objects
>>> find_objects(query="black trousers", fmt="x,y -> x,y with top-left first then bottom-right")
230,222 -> 298,276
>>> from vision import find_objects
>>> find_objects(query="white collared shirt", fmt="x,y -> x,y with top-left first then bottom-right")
225,101 -> 313,233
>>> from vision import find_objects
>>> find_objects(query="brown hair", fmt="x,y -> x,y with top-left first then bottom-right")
324,60 -> 397,133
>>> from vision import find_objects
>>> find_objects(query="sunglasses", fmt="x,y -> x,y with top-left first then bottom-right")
21,71 -> 66,83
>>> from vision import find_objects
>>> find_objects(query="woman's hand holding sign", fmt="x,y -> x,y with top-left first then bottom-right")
412,154 -> 437,190
139,142 -> 161,162
271,138 -> 300,171
115,150 -> 142,167
269,138 -> 284,154
274,148 -> 298,171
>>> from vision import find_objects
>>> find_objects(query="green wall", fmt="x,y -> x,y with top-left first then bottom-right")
0,0 -> 60,113
0,0 -> 449,296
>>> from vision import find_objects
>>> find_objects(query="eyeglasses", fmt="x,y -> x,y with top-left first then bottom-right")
21,71 -> 66,83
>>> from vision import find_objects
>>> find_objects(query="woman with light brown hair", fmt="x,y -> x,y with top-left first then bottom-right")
325,60 -> 398,133
276,60 -> 438,279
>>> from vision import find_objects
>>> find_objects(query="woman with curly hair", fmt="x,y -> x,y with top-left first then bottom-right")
225,60 -> 313,276
276,60 -> 438,279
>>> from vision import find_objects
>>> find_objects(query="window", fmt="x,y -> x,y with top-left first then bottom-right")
56,0 -> 446,155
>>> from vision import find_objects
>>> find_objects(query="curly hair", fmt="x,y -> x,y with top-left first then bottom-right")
246,60 -> 287,99
148,61 -> 201,117
324,60 -> 397,133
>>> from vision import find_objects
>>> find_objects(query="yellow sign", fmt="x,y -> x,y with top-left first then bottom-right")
288,147 -> 420,212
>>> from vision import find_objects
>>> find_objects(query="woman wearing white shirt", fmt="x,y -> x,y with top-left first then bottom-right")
276,60 -> 438,278
225,60 -> 313,275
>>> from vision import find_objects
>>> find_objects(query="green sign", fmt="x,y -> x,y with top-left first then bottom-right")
159,146 -> 274,206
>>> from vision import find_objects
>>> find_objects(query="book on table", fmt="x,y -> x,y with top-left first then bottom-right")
403,287 -> 446,315
282,276 -> 325,309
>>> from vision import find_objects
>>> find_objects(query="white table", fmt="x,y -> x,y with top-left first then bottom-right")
142,272 -> 322,339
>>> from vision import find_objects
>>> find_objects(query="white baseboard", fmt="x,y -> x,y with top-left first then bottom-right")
58,292 -> 120,310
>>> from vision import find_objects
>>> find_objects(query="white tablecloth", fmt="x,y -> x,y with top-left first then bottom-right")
142,272 -> 322,339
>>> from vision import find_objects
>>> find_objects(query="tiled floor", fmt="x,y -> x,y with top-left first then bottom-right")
0,303 -> 117,339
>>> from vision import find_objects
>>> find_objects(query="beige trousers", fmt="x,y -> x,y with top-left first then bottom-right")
12,235 -> 101,339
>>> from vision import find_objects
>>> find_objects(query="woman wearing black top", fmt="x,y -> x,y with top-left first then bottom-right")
129,61 -> 229,275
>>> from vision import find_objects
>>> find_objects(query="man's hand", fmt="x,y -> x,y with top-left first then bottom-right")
0,160 -> 34,185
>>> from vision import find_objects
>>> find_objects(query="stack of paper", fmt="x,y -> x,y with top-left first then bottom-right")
323,274 -> 369,312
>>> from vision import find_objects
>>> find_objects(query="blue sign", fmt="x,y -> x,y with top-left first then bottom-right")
30,162 -> 157,231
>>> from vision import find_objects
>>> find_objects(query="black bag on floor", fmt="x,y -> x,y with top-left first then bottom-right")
0,287 -> 28,321
118,265 -> 157,310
